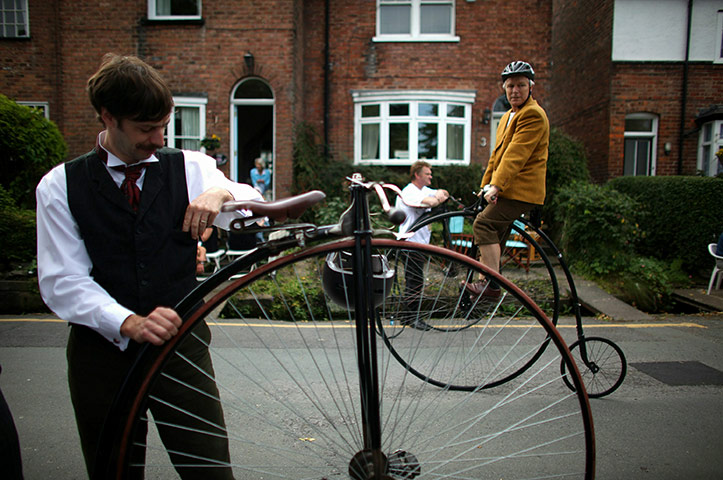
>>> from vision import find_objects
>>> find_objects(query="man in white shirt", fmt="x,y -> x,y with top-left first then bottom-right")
35,54 -> 261,478
395,161 -> 449,328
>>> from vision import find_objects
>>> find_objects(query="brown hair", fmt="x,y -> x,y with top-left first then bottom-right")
87,53 -> 173,124
409,161 -> 431,181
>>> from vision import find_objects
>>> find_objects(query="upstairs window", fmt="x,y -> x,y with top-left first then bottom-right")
148,0 -> 201,21
623,113 -> 658,176
1,0 -> 29,38
375,0 -> 458,42
165,97 -> 207,151
716,10 -> 723,64
353,90 -> 474,165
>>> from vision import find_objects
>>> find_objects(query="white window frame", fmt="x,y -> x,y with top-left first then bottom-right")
352,90 -> 475,166
697,119 -> 723,176
17,101 -> 49,119
165,96 -> 207,151
716,10 -> 723,64
148,0 -> 202,21
623,113 -> 658,176
374,0 -> 459,43
0,0 -> 29,38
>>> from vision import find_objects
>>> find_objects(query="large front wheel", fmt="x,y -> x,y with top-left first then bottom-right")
97,239 -> 594,479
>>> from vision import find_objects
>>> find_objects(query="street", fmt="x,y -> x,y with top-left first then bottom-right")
1,313 -> 722,479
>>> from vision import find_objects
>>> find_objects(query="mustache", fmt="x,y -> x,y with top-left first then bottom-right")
137,143 -> 162,151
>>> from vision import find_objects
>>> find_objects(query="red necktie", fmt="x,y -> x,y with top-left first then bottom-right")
112,164 -> 146,212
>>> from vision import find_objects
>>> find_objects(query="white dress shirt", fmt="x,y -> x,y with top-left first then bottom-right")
36,135 -> 262,350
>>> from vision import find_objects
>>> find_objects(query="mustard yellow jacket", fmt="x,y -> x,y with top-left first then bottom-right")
481,97 -> 549,205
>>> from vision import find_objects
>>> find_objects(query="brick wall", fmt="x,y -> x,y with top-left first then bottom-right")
1,0 -> 303,197
550,0 -> 614,183
306,0 -> 553,167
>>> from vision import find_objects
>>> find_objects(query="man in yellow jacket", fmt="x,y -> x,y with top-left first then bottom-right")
467,61 -> 549,298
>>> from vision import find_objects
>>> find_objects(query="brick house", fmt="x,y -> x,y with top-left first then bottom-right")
1,0 -> 721,199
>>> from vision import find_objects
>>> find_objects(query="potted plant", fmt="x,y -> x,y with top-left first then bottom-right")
200,134 -> 221,152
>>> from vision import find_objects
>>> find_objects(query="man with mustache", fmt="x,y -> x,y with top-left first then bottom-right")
36,54 -> 261,478
466,61 -> 549,298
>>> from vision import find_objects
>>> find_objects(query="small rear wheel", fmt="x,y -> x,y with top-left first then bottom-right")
561,336 -> 627,398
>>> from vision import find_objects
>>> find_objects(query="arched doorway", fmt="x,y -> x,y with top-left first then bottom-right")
231,78 -> 275,199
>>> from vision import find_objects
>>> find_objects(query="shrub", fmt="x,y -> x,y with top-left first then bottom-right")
542,128 -> 591,238
0,94 -> 67,209
0,185 -> 36,270
552,181 -> 642,270
552,181 -> 691,312
607,175 -> 723,275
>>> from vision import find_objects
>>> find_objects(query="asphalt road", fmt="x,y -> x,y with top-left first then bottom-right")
0,313 -> 722,479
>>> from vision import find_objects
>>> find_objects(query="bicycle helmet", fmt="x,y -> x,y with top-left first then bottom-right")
501,61 -> 535,82
322,250 -> 395,308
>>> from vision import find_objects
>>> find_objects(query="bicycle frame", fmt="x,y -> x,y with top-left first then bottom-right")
409,199 -> 598,370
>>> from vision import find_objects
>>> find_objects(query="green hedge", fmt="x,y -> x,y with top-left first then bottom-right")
0,185 -> 36,270
607,176 -> 723,274
0,94 -> 67,209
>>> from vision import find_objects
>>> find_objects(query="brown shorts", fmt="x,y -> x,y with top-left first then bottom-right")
473,197 -> 536,246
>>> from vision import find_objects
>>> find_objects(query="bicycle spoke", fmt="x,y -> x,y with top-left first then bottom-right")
103,240 -> 593,479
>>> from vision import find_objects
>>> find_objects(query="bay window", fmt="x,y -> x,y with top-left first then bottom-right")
353,90 -> 475,165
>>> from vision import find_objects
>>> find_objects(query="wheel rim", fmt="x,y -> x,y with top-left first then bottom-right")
100,239 -> 594,479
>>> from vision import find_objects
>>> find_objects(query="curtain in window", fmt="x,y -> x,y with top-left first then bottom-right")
447,124 -> 463,160
156,0 -> 171,15
180,107 -> 200,150
420,5 -> 451,34
362,124 -> 380,160
380,5 -> 410,34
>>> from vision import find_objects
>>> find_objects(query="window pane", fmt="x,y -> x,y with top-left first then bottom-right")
447,124 -> 464,160
420,4 -> 451,34
234,79 -> 273,99
380,5 -> 410,34
447,104 -> 464,117
418,103 -> 438,116
389,123 -> 409,159
624,138 -> 650,176
390,103 -> 409,116
623,139 -> 637,176
703,123 -> 712,142
625,118 -> 653,133
635,141 -> 649,175
174,106 -> 201,150
169,0 -> 199,16
701,145 -> 710,175
418,123 -> 438,159
362,124 -> 380,160
362,104 -> 380,117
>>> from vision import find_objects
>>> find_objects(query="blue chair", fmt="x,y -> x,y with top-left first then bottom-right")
448,216 -> 475,258
502,220 -> 532,272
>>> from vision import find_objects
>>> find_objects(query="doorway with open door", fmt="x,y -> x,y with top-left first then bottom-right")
232,78 -> 275,200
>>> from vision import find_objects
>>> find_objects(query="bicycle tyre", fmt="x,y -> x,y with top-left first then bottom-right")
410,211 -> 561,325
97,238 -> 594,479
561,336 -> 627,398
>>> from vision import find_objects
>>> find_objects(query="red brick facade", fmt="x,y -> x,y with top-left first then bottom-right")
2,1 -> 720,197
551,0 -> 723,182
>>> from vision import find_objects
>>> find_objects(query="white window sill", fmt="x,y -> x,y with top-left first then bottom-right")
372,35 -> 460,43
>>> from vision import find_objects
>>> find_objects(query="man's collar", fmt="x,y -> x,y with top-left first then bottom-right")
95,131 -> 160,167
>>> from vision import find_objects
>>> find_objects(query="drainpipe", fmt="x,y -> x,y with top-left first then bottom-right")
323,0 -> 330,157
678,0 -> 693,175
